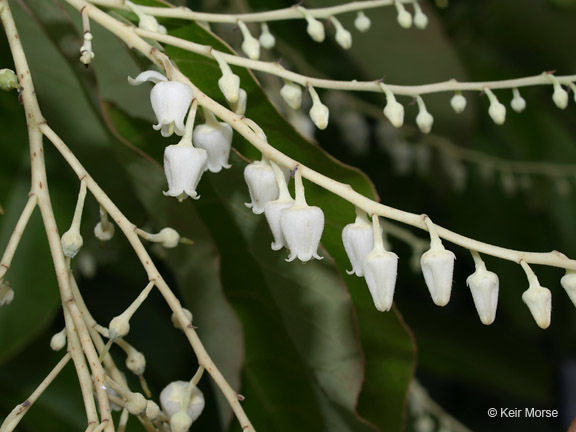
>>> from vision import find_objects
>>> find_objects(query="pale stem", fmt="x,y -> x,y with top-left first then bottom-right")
371,214 -> 384,252
115,280 -> 156,325
91,421 -> 110,432
308,85 -> 321,105
0,353 -> 71,432
354,207 -> 370,225
202,106 -> 219,127
0,194 -> 38,281
512,87 -> 522,100
484,87 -> 499,105
117,409 -> 130,432
71,178 -> 88,230
470,250 -> 487,272
423,216 -> 443,250
135,27 -> 576,97
98,205 -> 113,230
270,160 -> 291,201
87,0 -> 415,23
293,166 -> 307,207
416,95 -> 428,113
178,98 -> 198,146
520,260 -> 540,287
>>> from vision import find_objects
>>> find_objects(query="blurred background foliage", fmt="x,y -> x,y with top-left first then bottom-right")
0,0 -> 576,431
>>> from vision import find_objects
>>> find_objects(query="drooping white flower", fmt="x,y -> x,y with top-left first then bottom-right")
342,210 -> 374,277
380,83 -> 404,128
129,71 -> 194,138
193,113 -> 233,173
259,23 -> 276,49
280,167 -> 324,262
160,381 -> 205,422
561,270 -> 576,308
163,144 -> 208,201
450,92 -> 467,114
362,215 -> 399,312
354,11 -> 371,32
420,217 -> 455,306
466,253 -> 499,325
280,81 -> 302,110
264,162 -> 294,251
244,158 -> 279,214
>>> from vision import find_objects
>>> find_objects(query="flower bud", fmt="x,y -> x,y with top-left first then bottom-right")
354,12 -> 371,32
415,96 -> 433,134
306,18 -> 325,42
170,411 -> 193,432
244,160 -> 279,214
309,100 -> 329,130
61,229 -> 83,258
395,3 -> 412,29
157,227 -> 180,248
171,308 -> 193,330
0,281 -> 14,307
94,221 -> 115,241
342,213 -> 374,277
466,265 -> 499,325
485,88 -> 506,125
163,145 -> 208,201
109,315 -> 130,340
50,329 -> 67,351
561,270 -> 576,308
522,283 -> 551,329
139,14 -> 167,34
280,82 -> 302,110
450,93 -> 467,113
421,247 -> 455,307
384,99 -> 404,128
160,381 -> 205,422
511,88 -> 526,113
331,17 -> 352,49
125,392 -> 147,416
146,400 -> 162,422
126,347 -> 146,375
193,121 -> 233,173
552,85 -> 569,109
413,5 -> 429,29
231,88 -> 247,115
362,217 -> 398,312
0,69 -> 19,91
259,23 -> 275,49
218,71 -> 241,104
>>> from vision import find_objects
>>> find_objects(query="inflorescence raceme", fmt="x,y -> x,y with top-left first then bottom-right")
1,0 -> 576,431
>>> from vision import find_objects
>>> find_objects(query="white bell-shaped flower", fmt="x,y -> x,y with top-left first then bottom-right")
280,168 -> 324,262
342,210 -> 374,277
450,92 -> 467,113
193,112 -> 233,173
163,144 -> 208,201
264,162 -> 294,251
354,12 -> 371,32
561,270 -> 576,308
160,381 -> 205,422
362,215 -> 399,312
281,81 -> 302,110
466,254 -> 499,325
420,217 -> 455,306
244,158 -> 279,214
129,71 -> 194,138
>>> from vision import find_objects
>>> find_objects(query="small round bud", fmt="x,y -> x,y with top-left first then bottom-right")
259,23 -> 275,49
553,85 -> 569,109
354,12 -> 371,32
416,108 -> 434,134
306,18 -> 325,43
488,100 -> 506,125
383,100 -> 404,128
309,101 -> 329,130
108,315 -> 130,340
61,229 -> 83,258
146,400 -> 162,422
160,381 -> 205,422
50,329 -> 67,351
125,392 -> 147,416
241,36 -> 260,60
511,94 -> 526,113
333,21 -> 352,49
171,308 -> 193,330
126,348 -> 146,375
170,411 -> 193,432
396,9 -> 412,29
157,228 -> 180,248
414,10 -> 429,29
450,93 -> 467,113
280,82 -> 302,110
94,221 -> 115,241
0,69 -> 19,91
561,270 -> 576,308
0,281 -> 14,307
218,72 -> 241,104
